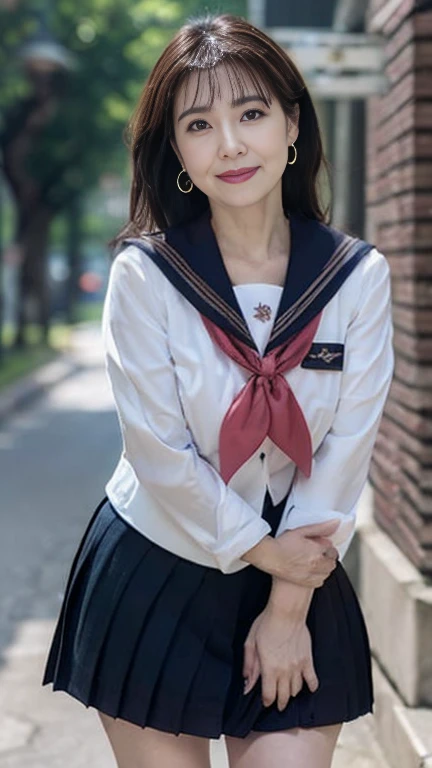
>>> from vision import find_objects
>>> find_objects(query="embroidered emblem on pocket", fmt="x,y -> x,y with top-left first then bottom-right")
301,343 -> 344,371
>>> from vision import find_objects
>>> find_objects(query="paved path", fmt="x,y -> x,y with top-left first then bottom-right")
0,326 -> 390,767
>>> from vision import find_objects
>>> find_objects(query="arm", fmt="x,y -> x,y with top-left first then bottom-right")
243,249 -> 394,705
101,244 -> 273,574
274,247 -> 394,560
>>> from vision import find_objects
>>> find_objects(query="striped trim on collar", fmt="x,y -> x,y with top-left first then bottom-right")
122,208 -> 374,356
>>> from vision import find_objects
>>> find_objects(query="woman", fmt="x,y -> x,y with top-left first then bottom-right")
42,12 -> 394,768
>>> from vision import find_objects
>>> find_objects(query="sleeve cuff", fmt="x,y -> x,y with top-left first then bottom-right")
274,504 -> 357,561
212,515 -> 273,574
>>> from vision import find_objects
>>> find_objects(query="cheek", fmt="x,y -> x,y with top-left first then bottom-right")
181,138 -> 213,177
252,123 -> 289,157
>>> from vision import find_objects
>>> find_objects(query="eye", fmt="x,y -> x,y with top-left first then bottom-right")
187,108 -> 265,132
187,119 -> 210,132
242,109 -> 265,121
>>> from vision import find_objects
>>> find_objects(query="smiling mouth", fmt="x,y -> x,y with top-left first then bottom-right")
217,166 -> 259,177
216,167 -> 260,183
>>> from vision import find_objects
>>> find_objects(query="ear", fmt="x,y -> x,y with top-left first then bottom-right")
170,137 -> 183,167
286,103 -> 300,143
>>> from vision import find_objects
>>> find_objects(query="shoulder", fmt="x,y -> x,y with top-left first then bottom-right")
319,219 -> 392,319
323,216 -> 391,294
340,246 -> 392,329
354,248 -> 392,323
303,216 -> 391,292
321,219 -> 389,277
347,246 -> 391,298
345,244 -> 391,305
109,236 -> 168,295
104,238 -> 171,328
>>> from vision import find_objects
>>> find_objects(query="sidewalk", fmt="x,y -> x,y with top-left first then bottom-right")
0,322 -> 97,426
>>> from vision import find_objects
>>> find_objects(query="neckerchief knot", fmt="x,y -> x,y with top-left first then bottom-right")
200,312 -> 322,483
258,356 -> 277,378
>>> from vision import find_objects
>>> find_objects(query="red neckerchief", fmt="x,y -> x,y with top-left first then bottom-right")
200,312 -> 322,483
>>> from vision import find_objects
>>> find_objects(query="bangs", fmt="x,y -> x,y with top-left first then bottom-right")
175,57 -> 274,114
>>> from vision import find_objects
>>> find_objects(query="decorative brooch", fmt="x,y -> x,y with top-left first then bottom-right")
253,302 -> 272,322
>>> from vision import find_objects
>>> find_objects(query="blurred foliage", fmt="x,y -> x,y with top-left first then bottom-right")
0,7 -> 32,109
0,320 -> 70,388
0,0 -> 248,218
0,0 -> 247,374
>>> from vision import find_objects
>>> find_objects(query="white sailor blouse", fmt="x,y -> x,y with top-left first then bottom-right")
102,207 -> 394,575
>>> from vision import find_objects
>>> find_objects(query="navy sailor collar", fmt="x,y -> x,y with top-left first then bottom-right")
123,206 -> 374,356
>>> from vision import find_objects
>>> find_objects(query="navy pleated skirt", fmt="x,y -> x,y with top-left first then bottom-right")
42,491 -> 373,738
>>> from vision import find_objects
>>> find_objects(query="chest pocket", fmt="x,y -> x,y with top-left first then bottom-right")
301,343 -> 344,371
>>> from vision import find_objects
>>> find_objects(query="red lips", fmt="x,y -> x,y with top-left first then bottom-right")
217,166 -> 259,177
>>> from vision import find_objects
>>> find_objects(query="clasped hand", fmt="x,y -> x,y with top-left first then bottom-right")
242,602 -> 318,710
242,522 -> 340,711
272,520 -> 340,587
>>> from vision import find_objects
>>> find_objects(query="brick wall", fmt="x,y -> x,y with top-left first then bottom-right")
366,0 -> 432,574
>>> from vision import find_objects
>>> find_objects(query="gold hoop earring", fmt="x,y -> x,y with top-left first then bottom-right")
177,167 -> 194,193
287,142 -> 297,165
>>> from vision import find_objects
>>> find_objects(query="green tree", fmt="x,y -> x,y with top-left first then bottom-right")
0,0 -> 246,349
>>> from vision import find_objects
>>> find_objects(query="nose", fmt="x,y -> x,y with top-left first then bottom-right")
217,123 -> 247,159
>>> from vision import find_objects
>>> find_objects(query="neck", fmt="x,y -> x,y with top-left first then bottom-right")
208,200 -> 290,265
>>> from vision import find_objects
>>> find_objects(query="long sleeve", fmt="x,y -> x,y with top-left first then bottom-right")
275,248 -> 394,560
101,245 -> 272,573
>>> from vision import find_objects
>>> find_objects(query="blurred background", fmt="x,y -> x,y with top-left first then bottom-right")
0,0 -> 219,383
0,2 -> 432,767
0,0 -> 382,384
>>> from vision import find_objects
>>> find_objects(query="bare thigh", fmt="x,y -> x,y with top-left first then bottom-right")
97,711 -> 211,768
225,722 -> 343,768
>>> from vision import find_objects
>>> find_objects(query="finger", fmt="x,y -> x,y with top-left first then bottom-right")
305,574 -> 327,588
277,677 -> 291,712
313,538 -> 339,558
303,660 -> 319,693
261,672 -> 277,708
314,559 -> 336,576
315,553 -> 338,575
242,640 -> 255,681
248,655 -> 261,694
318,559 -> 338,579
313,541 -> 338,561
244,652 -> 260,695
312,536 -> 335,548
310,558 -> 336,586
291,671 -> 304,697
308,577 -> 325,588
308,539 -> 338,563
323,546 -> 338,560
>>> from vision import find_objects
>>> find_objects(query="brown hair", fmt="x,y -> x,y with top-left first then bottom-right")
113,12 -> 330,245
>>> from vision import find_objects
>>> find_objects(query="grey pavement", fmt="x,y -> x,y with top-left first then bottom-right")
0,325 -> 390,767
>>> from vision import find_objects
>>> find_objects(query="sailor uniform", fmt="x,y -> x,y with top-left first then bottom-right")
42,206 -> 394,737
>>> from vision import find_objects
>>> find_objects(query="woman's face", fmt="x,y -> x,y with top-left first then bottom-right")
170,65 -> 299,211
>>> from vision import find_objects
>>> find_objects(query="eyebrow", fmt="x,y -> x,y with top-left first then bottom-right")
177,94 -> 269,123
